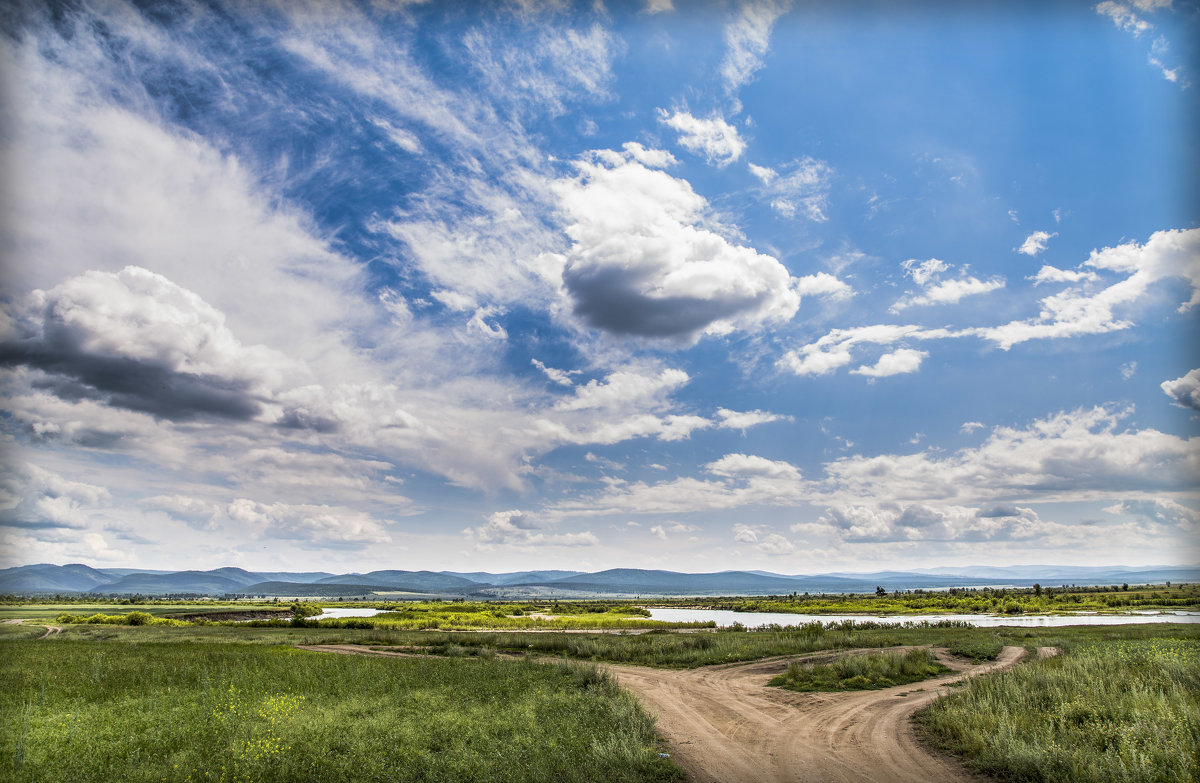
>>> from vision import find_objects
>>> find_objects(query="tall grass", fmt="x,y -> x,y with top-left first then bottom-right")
0,640 -> 681,783
368,623 -> 1200,669
770,648 -> 948,691
918,638 -> 1200,783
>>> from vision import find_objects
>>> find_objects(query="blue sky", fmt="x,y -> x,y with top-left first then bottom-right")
1,0 -> 1197,574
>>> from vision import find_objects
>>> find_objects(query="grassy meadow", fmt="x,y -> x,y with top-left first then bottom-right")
3,598 -> 1198,783
770,647 -> 949,692
918,638 -> 1200,783
0,639 -> 681,783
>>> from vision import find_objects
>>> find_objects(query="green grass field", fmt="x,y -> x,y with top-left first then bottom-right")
770,647 -> 949,691
4,604 -> 1198,783
917,638 -> 1200,783
0,640 -> 681,783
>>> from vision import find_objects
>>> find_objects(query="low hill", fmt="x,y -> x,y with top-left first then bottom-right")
239,581 -> 411,598
442,570 -> 583,585
314,570 -> 482,592
0,563 -> 113,593
87,570 -> 250,595
525,569 -> 866,595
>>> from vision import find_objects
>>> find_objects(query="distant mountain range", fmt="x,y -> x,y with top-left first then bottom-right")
1,563 -> 1197,598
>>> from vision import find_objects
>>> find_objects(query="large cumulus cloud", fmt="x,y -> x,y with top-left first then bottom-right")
1,267 -> 291,422
554,147 -> 805,341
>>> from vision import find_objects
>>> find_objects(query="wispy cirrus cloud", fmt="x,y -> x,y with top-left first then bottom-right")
720,0 -> 792,102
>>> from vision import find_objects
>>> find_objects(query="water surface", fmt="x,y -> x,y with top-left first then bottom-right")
645,607 -> 1200,628
312,607 -> 392,620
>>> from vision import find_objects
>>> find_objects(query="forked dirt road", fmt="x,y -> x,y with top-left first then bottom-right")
608,645 -> 1026,783
303,642 -> 1026,782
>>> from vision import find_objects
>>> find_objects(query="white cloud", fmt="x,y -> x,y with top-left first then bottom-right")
960,421 -> 985,434
431,289 -> 477,312
555,148 -> 801,340
462,23 -> 615,118
720,0 -> 793,98
465,509 -> 598,548
1106,498 -> 1199,532
0,463 -> 111,532
1094,2 -> 1187,84
549,451 -> 810,519
817,503 -> 1051,544
1018,230 -> 1057,256
556,368 -> 689,411
978,228 -> 1200,349
1031,266 -> 1099,285
3,267 -> 296,422
795,229 -> 1200,373
650,521 -> 698,540
1095,1 -> 1152,36
824,406 -> 1198,505
1121,361 -> 1138,380
755,157 -> 834,221
778,324 -> 952,377
369,117 -> 423,154
891,276 -> 1005,311
894,257 -> 1003,311
658,110 -> 746,167
707,453 -> 803,481
731,523 -> 795,554
1162,368 -> 1200,411
716,408 -> 791,431
531,359 -> 578,387
552,406 -> 1197,525
142,494 -> 220,530
467,306 -> 509,340
748,162 -> 777,184
850,348 -> 929,378
901,258 -> 951,286
794,272 -> 853,300
1148,35 -> 1186,85
225,498 -> 392,546
621,142 -> 677,169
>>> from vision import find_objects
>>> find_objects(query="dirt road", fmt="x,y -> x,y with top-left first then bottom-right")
4,618 -> 62,638
298,642 -> 1024,783
607,645 -> 1025,783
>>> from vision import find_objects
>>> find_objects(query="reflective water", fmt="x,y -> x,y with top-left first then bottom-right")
312,607 -> 392,620
645,608 -> 1200,628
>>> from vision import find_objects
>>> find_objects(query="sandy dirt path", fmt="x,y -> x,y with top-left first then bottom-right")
4,618 -> 63,638
606,645 -> 1025,783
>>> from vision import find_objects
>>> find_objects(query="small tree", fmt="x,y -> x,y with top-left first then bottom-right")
875,586 -> 886,597
1033,583 -> 1042,598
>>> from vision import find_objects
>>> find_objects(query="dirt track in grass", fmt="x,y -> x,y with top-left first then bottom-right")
607,645 -> 1026,783
300,642 -> 1026,783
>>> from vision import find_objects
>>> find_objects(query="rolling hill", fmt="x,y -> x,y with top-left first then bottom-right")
2,562 -> 1193,598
